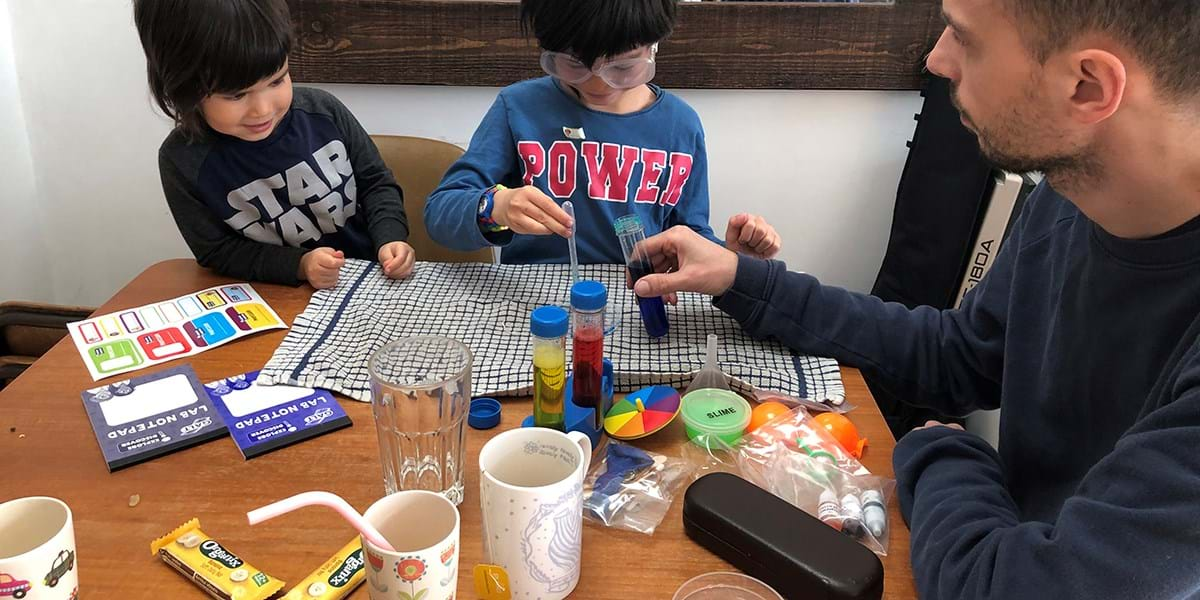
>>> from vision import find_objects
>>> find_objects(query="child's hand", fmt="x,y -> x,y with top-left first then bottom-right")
378,241 -> 416,279
725,213 -> 782,259
493,186 -> 574,237
299,247 -> 345,289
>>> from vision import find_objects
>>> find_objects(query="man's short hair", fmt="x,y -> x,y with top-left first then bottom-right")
1006,0 -> 1200,101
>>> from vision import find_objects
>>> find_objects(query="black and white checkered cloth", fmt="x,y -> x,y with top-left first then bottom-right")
258,259 -> 844,404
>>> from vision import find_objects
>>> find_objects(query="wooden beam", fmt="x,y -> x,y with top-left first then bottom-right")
287,0 -> 941,90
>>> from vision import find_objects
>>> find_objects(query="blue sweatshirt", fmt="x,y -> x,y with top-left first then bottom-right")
715,182 -> 1200,598
424,76 -> 718,264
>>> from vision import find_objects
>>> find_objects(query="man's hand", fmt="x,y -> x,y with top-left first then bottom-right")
378,241 -> 416,279
630,226 -> 740,298
726,213 -> 782,259
299,247 -> 344,289
492,186 -> 574,237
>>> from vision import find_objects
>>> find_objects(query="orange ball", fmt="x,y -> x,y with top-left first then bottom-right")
747,401 -> 791,432
813,412 -> 868,458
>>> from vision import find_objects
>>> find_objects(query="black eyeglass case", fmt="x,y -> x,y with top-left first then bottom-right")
682,472 -> 884,600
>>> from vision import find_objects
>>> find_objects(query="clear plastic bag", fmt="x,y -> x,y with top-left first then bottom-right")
680,433 -> 741,481
582,440 -> 696,535
736,406 -> 894,555
754,388 -> 854,414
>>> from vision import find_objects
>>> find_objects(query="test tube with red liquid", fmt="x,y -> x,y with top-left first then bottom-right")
570,280 -> 607,430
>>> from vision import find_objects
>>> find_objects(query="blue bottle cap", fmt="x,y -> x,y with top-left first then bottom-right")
469,397 -> 502,430
530,306 -> 569,338
571,280 -> 608,312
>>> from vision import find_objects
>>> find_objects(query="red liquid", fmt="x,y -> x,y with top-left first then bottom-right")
572,326 -> 605,422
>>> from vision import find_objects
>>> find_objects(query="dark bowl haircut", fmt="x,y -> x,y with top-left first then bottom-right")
520,0 -> 676,68
134,0 -> 292,136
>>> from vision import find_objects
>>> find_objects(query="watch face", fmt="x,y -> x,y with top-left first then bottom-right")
479,197 -> 488,213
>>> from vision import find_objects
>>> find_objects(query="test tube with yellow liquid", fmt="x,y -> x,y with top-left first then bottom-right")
531,306 -> 569,430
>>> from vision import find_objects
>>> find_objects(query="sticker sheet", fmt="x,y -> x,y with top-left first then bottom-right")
68,283 -> 286,380
79,364 -> 228,471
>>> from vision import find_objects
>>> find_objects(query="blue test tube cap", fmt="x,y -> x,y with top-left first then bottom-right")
571,280 -> 608,311
469,397 -> 502,430
530,306 -> 569,338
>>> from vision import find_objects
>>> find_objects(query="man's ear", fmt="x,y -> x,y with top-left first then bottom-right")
1066,49 -> 1127,125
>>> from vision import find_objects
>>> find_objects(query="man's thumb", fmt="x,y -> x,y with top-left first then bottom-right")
634,272 -> 684,298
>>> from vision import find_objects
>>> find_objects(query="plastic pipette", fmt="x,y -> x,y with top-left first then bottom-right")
564,201 -> 579,284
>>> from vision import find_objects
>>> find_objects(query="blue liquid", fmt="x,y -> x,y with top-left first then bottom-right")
628,262 -> 669,338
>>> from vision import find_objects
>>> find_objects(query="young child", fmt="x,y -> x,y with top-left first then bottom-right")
425,0 -> 782,266
134,0 -> 415,289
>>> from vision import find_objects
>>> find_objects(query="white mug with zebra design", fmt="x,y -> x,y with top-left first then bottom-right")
479,427 -> 592,599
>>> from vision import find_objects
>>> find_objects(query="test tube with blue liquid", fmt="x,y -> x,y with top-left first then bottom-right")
614,215 -> 669,338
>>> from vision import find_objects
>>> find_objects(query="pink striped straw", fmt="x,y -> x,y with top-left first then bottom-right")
247,491 -> 395,552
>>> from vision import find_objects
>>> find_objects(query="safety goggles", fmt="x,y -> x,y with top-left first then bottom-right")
540,43 -> 659,89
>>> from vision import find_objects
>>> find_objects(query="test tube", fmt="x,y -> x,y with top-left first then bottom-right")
571,281 -> 607,430
531,306 -> 568,430
614,215 -> 669,338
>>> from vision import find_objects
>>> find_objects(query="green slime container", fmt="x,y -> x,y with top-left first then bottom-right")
681,388 -> 752,446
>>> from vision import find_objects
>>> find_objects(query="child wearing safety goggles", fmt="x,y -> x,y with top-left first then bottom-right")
425,0 -> 782,265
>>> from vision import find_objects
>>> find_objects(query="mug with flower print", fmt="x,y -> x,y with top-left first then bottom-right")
361,491 -> 461,600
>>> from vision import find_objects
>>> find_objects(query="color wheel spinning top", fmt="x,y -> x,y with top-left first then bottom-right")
604,386 -> 681,440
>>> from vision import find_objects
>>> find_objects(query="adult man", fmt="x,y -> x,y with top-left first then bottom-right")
635,1 -> 1200,597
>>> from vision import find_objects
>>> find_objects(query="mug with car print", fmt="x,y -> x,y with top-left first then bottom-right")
0,497 -> 78,600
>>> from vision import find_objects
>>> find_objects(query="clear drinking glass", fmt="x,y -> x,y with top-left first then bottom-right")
369,337 -> 472,505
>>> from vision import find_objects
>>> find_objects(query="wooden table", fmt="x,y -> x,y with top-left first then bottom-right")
0,259 -> 915,599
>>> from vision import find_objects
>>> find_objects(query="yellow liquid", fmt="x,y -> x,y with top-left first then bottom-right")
533,343 -> 566,430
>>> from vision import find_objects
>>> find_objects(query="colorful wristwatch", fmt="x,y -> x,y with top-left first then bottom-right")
478,184 -> 510,233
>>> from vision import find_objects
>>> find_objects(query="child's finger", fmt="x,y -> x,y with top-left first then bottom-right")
754,234 -> 779,255
666,292 -> 679,305
396,252 -> 416,278
382,256 -> 399,276
747,224 -> 769,248
724,213 -> 744,246
514,214 -> 554,236
739,219 -> 759,245
527,195 -> 573,236
534,208 -> 572,237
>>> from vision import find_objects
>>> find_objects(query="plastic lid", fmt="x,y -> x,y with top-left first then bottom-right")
530,306 -> 569,338
469,397 -> 502,430
613,214 -> 645,237
681,389 -> 751,435
570,280 -> 608,312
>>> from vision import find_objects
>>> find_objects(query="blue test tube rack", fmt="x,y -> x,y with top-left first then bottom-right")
522,358 -> 613,447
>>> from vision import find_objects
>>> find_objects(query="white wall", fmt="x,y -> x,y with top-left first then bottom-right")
5,0 -> 919,308
0,0 -> 49,303
8,0 -> 181,307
